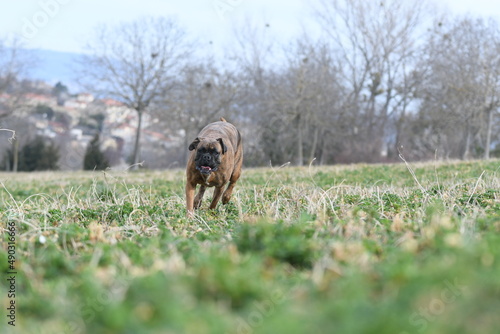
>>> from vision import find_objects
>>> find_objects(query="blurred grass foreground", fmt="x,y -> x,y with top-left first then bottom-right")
1,159 -> 500,333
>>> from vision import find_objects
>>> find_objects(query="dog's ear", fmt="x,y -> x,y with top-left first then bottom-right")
217,138 -> 227,154
189,137 -> 201,151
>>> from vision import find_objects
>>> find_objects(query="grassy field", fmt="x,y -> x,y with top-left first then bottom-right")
1,159 -> 500,334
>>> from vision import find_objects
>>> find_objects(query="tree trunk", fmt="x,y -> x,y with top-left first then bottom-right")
131,109 -> 143,169
5,147 -> 10,171
319,139 -> 326,165
393,99 -> 408,160
13,138 -> 19,172
309,126 -> 319,163
296,114 -> 303,166
183,126 -> 195,166
183,134 -> 190,166
462,125 -> 472,160
394,117 -> 403,160
483,107 -> 494,160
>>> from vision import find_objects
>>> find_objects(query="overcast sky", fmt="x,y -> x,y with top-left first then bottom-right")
1,0 -> 500,54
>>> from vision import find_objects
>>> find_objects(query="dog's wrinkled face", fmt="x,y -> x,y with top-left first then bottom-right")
189,137 -> 227,174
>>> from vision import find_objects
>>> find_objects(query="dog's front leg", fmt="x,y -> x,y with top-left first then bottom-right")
186,182 -> 196,218
209,186 -> 224,210
194,185 -> 206,209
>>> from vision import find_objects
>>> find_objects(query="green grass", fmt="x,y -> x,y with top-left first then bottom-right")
1,159 -> 499,333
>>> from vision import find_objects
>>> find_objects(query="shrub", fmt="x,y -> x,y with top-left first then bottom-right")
83,133 -> 109,170
3,136 -> 60,171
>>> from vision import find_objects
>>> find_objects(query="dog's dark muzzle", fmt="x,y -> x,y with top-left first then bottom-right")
196,154 -> 217,174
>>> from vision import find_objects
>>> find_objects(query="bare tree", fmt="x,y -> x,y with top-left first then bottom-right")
418,17 -> 500,159
315,0 -> 433,162
0,36 -> 33,118
231,18 -> 277,87
157,60 -> 241,165
263,39 -> 344,166
79,17 -> 192,168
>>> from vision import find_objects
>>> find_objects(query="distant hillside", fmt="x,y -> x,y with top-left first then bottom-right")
28,49 -> 84,92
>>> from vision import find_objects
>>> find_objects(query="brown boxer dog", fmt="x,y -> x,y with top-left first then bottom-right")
185,117 -> 243,217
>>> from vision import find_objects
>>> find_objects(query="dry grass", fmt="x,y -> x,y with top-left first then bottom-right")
0,159 -> 499,333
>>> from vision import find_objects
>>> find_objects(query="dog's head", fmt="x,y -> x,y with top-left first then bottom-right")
189,137 -> 227,174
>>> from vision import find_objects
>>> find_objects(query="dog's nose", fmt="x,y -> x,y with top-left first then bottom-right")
203,154 -> 211,161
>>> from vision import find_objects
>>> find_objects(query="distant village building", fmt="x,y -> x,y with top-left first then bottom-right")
77,93 -> 94,103
4,89 -> 184,170
24,93 -> 57,107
